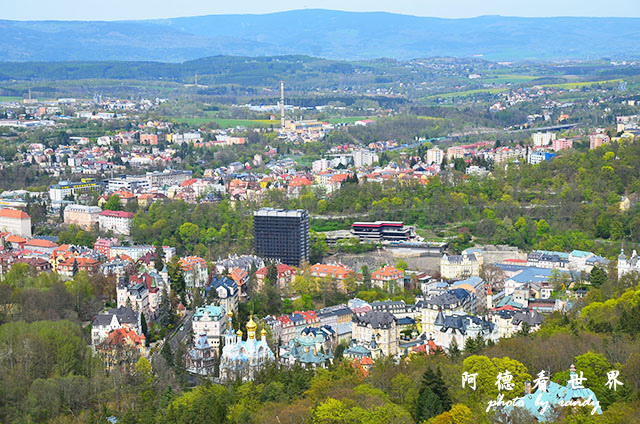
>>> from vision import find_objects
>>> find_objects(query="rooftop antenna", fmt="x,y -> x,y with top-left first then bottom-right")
280,80 -> 285,129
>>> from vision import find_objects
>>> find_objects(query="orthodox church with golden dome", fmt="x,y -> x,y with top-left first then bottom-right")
219,311 -> 275,381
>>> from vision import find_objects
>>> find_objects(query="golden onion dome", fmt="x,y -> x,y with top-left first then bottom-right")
236,329 -> 243,338
246,314 -> 257,332
227,309 -> 233,318
261,327 -> 267,337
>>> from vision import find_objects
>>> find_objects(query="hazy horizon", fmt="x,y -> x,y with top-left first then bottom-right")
4,2 -> 640,21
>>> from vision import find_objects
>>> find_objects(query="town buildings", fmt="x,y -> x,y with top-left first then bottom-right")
432,311 -> 497,352
532,131 -> 556,147
192,304 -> 227,348
253,208 -> 310,266
98,210 -> 134,235
255,263 -> 296,291
371,265 -> 405,292
186,333 -> 217,376
310,263 -> 354,292
527,151 -> 555,164
618,249 -> 640,278
206,276 -> 239,315
91,306 -> 141,348
63,204 -> 102,230
179,256 -> 209,288
351,310 -> 398,357
351,221 -> 414,241
279,327 -> 334,368
49,179 -> 100,204
426,147 -> 444,165
96,327 -> 146,374
0,208 -> 31,237
219,313 -> 275,381
440,252 -> 482,280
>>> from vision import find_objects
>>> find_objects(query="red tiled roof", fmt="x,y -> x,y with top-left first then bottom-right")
99,210 -> 134,218
289,176 -> 313,187
25,239 -> 58,248
372,265 -> 404,279
0,208 -> 29,220
6,235 -> 26,243
101,327 -> 145,348
329,173 -> 350,183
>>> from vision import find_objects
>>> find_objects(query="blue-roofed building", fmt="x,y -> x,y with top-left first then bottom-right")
219,313 -> 275,382
421,289 -> 473,337
527,250 -> 569,269
452,276 -> 489,314
585,255 -> 608,272
432,311 -> 497,352
205,276 -> 238,315
186,332 -> 216,376
506,364 -> 602,421
279,327 -> 334,369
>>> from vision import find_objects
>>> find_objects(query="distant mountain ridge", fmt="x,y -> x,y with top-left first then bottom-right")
1,9 -> 640,62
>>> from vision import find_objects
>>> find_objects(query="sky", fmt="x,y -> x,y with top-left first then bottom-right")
4,0 -> 640,21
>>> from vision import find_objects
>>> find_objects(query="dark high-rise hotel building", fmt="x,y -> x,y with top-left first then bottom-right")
253,208 -> 310,266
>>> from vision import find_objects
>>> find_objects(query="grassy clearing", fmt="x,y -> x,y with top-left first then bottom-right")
540,79 -> 623,89
416,116 -> 444,121
326,116 -> 371,124
427,87 -> 508,99
482,74 -> 540,84
0,96 -> 23,102
174,116 -> 373,127
173,117 -> 277,128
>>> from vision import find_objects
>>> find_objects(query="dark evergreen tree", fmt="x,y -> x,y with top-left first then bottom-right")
154,245 -> 165,272
266,262 -> 278,286
140,312 -> 148,344
415,366 -> 452,423
158,288 -> 174,328
161,340 -> 174,366
72,258 -> 79,276
590,265 -> 607,287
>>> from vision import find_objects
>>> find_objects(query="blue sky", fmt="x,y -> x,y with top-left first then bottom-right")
5,0 -> 640,20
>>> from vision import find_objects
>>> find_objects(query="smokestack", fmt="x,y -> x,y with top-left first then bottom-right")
280,80 -> 285,129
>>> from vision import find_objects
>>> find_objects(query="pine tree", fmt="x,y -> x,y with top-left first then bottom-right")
161,340 -> 174,366
415,367 -> 452,423
158,288 -> 174,328
72,258 -> 79,276
266,262 -> 278,286
154,245 -> 165,272
140,312 -> 148,344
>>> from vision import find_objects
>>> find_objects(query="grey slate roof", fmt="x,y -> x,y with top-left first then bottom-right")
93,306 -> 137,327
353,310 -> 396,329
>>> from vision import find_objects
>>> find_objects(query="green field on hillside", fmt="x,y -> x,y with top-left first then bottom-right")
540,79 -> 623,89
427,87 -> 508,99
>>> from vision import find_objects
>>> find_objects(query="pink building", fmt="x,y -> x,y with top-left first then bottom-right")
551,138 -> 573,152
589,133 -> 610,150
94,237 -> 119,258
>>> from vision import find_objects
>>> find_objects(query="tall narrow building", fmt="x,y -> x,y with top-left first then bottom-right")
253,208 -> 309,266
